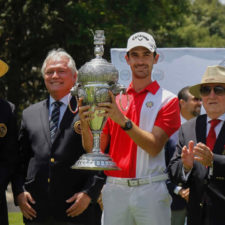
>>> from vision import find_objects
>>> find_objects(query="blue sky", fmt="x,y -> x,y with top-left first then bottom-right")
219,0 -> 225,4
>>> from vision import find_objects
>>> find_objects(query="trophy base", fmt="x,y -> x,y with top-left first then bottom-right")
71,152 -> 120,171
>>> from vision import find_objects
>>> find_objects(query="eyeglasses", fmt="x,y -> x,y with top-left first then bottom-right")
200,85 -> 225,96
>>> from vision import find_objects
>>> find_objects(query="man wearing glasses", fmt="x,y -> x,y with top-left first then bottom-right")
168,65 -> 225,225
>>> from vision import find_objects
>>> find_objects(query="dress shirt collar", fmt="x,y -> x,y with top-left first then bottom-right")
206,113 -> 225,137
49,93 -> 71,108
207,113 -> 225,123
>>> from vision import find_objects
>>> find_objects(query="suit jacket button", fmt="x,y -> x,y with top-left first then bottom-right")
50,158 -> 55,163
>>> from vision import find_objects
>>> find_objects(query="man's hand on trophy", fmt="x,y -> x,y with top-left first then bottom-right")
78,98 -> 94,153
97,91 -> 127,127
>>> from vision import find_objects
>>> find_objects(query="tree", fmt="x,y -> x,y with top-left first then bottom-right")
0,0 -> 198,118
174,0 -> 225,46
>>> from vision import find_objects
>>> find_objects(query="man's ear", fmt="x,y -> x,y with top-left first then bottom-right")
154,54 -> 159,64
125,54 -> 130,65
74,72 -> 77,83
179,99 -> 186,108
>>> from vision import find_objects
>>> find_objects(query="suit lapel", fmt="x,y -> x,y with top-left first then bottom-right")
213,121 -> 225,154
54,97 -> 77,142
40,98 -> 51,146
195,114 -> 209,176
196,114 -> 207,144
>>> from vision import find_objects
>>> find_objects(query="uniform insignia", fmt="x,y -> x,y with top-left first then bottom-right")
0,123 -> 7,137
146,101 -> 153,108
73,120 -> 82,134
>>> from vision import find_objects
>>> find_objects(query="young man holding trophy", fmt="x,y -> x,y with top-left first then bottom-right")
79,32 -> 180,225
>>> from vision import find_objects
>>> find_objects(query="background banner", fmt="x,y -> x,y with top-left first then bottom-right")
110,48 -> 225,95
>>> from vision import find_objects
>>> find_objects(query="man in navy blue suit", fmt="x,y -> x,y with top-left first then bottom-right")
13,49 -> 104,225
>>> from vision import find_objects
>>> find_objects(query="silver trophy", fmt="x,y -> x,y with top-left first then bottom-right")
71,30 -> 126,170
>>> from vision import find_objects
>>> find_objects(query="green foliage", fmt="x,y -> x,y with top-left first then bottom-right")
174,0 -> 225,46
0,0 -> 224,119
8,212 -> 24,225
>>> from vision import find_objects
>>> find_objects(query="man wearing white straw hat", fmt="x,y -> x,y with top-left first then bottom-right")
168,65 -> 225,225
0,59 -> 18,225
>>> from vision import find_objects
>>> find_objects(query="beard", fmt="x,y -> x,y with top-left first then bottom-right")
192,106 -> 201,117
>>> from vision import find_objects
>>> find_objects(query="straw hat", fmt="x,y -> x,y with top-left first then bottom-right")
0,59 -> 9,77
189,65 -> 225,98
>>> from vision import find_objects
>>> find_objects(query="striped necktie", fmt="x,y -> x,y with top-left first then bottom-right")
50,101 -> 62,142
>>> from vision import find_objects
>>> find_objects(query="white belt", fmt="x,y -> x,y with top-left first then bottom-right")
107,174 -> 168,187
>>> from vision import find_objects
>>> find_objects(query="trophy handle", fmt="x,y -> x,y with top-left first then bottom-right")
68,94 -> 79,114
119,91 -> 130,111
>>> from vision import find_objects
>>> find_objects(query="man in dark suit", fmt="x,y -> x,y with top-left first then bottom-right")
0,59 -> 18,225
168,65 -> 225,225
165,86 -> 202,225
14,49 -> 104,225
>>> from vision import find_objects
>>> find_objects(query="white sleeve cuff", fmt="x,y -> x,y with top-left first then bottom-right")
174,186 -> 182,195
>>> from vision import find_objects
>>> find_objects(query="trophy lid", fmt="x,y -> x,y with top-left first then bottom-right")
78,30 -> 119,85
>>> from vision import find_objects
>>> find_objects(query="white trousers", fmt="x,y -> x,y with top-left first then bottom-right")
101,179 -> 171,225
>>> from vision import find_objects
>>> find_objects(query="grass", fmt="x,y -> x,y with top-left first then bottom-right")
8,212 -> 24,225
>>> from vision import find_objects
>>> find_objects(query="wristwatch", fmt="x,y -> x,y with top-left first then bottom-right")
121,119 -> 133,130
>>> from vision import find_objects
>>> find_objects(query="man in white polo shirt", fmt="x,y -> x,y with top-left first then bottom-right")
80,32 -> 180,225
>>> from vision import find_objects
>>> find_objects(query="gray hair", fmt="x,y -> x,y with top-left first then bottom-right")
41,48 -> 78,76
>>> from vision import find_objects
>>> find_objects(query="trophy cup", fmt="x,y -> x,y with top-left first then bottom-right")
70,30 -> 126,170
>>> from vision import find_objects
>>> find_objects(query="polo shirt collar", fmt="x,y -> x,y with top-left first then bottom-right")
127,80 -> 160,95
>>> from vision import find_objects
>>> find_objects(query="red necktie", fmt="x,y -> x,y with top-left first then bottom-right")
206,119 -> 220,151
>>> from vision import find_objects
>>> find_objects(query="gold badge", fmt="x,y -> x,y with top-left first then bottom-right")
0,123 -> 7,137
146,101 -> 153,108
73,120 -> 82,134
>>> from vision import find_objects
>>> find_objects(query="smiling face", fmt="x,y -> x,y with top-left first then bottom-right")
201,83 -> 225,119
44,56 -> 77,100
125,46 -> 159,81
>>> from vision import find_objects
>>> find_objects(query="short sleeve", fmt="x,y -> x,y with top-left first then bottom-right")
154,97 -> 181,137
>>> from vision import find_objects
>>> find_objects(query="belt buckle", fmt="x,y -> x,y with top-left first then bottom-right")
128,178 -> 139,187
